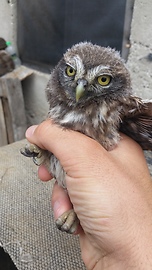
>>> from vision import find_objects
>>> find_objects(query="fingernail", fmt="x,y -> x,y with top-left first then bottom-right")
53,200 -> 61,213
25,125 -> 37,138
53,200 -> 64,219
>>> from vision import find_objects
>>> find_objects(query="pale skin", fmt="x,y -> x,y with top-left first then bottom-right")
26,119 -> 152,270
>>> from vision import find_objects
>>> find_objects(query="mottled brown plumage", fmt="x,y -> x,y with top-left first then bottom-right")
46,42 -> 152,151
21,42 -> 152,233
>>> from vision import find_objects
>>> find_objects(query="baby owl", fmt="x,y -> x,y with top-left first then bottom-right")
21,42 -> 152,234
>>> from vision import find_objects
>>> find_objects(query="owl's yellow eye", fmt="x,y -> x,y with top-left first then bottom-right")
66,65 -> 76,77
97,75 -> 111,86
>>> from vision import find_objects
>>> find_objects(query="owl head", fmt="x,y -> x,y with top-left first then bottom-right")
46,42 -> 131,107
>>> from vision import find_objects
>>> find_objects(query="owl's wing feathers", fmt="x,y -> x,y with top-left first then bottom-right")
120,97 -> 152,150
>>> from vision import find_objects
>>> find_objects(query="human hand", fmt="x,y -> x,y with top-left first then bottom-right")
26,120 -> 152,270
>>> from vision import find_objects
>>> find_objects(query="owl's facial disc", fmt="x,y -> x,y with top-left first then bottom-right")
64,64 -> 88,102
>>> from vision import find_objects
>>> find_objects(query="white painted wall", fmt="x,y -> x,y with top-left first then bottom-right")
0,0 -> 18,52
22,71 -> 49,126
127,0 -> 152,99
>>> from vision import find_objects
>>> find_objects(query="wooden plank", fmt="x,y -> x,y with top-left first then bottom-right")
3,65 -> 33,81
0,98 -> 8,146
1,97 -> 14,143
0,78 -> 27,142
5,78 -> 27,141
0,66 -> 30,145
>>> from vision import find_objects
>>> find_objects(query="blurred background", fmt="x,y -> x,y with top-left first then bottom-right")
17,0 -> 133,70
0,0 -> 134,132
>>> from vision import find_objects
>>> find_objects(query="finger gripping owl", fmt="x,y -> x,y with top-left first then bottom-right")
21,42 -> 152,234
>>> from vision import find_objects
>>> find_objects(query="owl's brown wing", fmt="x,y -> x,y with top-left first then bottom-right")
120,97 -> 152,150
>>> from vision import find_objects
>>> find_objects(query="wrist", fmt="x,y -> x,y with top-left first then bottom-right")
93,247 -> 152,270
99,232 -> 152,270
89,218 -> 152,270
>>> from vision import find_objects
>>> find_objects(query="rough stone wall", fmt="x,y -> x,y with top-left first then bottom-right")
0,0 -> 18,53
127,0 -> 152,99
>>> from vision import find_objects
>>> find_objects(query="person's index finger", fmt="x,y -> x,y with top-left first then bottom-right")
26,119 -> 105,164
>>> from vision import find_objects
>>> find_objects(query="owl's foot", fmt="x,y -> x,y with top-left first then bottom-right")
56,209 -> 79,234
20,143 -> 49,166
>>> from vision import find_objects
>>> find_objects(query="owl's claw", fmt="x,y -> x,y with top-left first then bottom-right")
20,143 -> 49,166
56,209 -> 79,234
21,144 -> 79,233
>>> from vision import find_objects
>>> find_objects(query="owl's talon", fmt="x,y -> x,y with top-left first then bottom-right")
67,217 -> 80,234
20,143 -> 40,156
56,209 -> 79,234
20,143 -> 49,166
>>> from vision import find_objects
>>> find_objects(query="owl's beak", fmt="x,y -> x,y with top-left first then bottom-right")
75,79 -> 87,102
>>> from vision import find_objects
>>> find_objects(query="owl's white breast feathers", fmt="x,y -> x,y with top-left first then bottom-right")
60,111 -> 85,125
49,100 -> 110,130
48,105 -> 62,119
